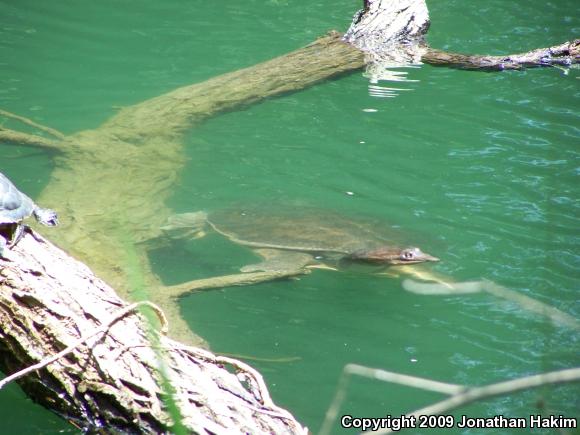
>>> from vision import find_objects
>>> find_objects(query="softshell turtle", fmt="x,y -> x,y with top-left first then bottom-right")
162,208 -> 580,330
163,207 -> 438,273
0,172 -> 58,257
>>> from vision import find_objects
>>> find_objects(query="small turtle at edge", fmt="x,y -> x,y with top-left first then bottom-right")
162,206 -> 438,273
0,172 -> 58,257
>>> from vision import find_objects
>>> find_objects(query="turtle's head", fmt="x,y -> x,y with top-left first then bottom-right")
34,208 -> 58,227
349,246 -> 439,265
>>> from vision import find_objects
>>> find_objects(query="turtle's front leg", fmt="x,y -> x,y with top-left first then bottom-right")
0,223 -> 18,258
8,223 -> 25,248
241,249 -> 314,273
162,211 -> 208,240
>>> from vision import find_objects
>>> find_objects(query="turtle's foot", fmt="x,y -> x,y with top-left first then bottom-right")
162,212 -> 208,240
189,230 -> 206,240
307,263 -> 339,272
242,249 -> 314,273
0,236 -> 12,260
7,223 -> 27,248
10,224 -> 45,246
163,212 -> 207,229
162,227 -> 205,241
375,270 -> 401,278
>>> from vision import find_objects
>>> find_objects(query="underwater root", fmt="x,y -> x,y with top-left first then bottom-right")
164,268 -> 310,299
402,279 -> 580,330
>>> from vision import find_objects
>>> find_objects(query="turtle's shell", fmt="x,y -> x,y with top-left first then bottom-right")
0,172 -> 35,224
207,206 -> 404,255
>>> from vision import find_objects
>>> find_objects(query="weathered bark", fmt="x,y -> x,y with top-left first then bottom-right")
0,232 -> 306,434
343,0 -> 430,61
343,0 -> 578,71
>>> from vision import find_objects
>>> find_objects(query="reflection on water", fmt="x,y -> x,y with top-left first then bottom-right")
366,67 -> 420,98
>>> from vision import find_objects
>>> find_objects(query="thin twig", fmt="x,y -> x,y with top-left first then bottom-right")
319,365 -> 354,435
319,364 -> 465,435
347,364 -> 465,395
423,39 -> 580,71
370,367 -> 580,434
0,301 -> 167,390
0,127 -> 60,150
320,364 -> 580,435
0,108 -> 66,139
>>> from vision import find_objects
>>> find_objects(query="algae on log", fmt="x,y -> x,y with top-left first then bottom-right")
0,232 -> 306,434
31,32 -> 364,347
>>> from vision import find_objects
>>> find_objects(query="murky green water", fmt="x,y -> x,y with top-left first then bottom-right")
1,1 -> 578,433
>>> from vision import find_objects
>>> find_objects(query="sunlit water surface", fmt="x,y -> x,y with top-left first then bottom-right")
1,0 -> 578,433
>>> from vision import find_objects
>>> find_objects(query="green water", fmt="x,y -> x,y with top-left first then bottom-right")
1,1 -> 579,434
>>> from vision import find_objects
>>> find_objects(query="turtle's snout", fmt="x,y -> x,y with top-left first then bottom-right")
46,213 -> 59,226
422,253 -> 440,262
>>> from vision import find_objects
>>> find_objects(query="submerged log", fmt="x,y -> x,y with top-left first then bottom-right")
344,0 -> 578,72
28,27 -> 579,349
423,39 -> 580,71
28,31 -> 364,349
0,231 -> 306,434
